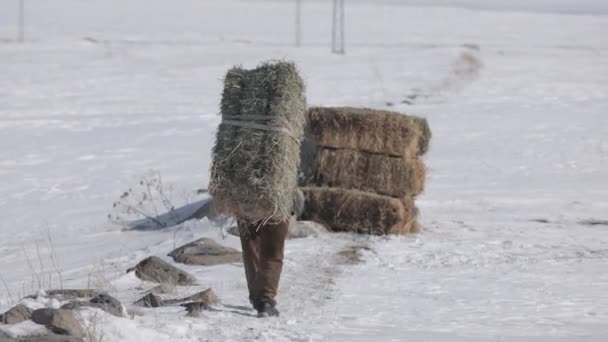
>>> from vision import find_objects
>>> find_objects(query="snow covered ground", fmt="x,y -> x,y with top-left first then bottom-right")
0,0 -> 607,340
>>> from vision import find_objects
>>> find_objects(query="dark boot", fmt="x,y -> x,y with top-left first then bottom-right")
256,302 -> 280,318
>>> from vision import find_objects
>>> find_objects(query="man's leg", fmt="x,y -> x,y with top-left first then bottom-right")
238,221 -> 261,305
254,220 -> 289,311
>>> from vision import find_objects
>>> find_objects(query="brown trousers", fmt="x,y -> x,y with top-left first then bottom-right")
238,219 -> 289,309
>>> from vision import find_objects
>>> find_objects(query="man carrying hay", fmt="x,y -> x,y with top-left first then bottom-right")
209,61 -> 306,317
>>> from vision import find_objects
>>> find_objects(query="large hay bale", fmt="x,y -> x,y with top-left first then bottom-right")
306,107 -> 430,157
300,187 -> 418,235
301,147 -> 426,197
209,61 -> 306,223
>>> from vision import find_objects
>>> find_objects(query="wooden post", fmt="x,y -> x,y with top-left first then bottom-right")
339,0 -> 345,54
18,0 -> 25,43
331,0 -> 345,54
331,0 -> 337,53
295,0 -> 302,47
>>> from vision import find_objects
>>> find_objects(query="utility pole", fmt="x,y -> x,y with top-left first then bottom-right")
18,0 -> 25,43
295,0 -> 302,47
331,0 -> 345,54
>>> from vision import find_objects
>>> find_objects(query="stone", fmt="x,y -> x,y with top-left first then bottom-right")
168,238 -> 241,266
89,293 -> 124,317
134,293 -> 161,308
31,309 -> 83,338
61,293 -> 124,317
127,256 -> 197,285
41,289 -> 97,301
48,289 -> 97,300
136,288 -> 219,308
0,304 -> 33,324
164,288 -> 220,306
31,308 -> 53,325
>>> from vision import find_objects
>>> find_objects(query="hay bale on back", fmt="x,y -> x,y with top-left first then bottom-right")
300,187 -> 418,235
301,147 -> 426,197
209,61 -> 306,223
306,107 -> 430,157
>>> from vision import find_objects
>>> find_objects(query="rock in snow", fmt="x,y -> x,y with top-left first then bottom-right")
0,305 -> 33,325
31,309 -> 83,338
168,238 -> 241,265
127,256 -> 197,286
61,293 -> 125,318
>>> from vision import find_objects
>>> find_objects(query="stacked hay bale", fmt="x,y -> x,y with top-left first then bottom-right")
209,61 -> 306,224
299,107 -> 431,235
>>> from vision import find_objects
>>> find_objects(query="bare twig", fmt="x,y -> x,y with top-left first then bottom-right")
156,173 -> 177,222
45,226 -> 63,290
33,240 -> 48,289
0,275 -> 15,305
21,244 -> 41,290
109,170 -> 182,228
122,204 -> 165,228
144,177 -> 160,221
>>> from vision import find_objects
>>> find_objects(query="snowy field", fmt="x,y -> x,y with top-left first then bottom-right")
1,0 -> 607,340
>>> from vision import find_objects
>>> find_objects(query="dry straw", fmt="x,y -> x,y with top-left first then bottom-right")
209,61 -> 306,224
306,107 -> 431,157
300,187 -> 418,235
302,147 -> 426,198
